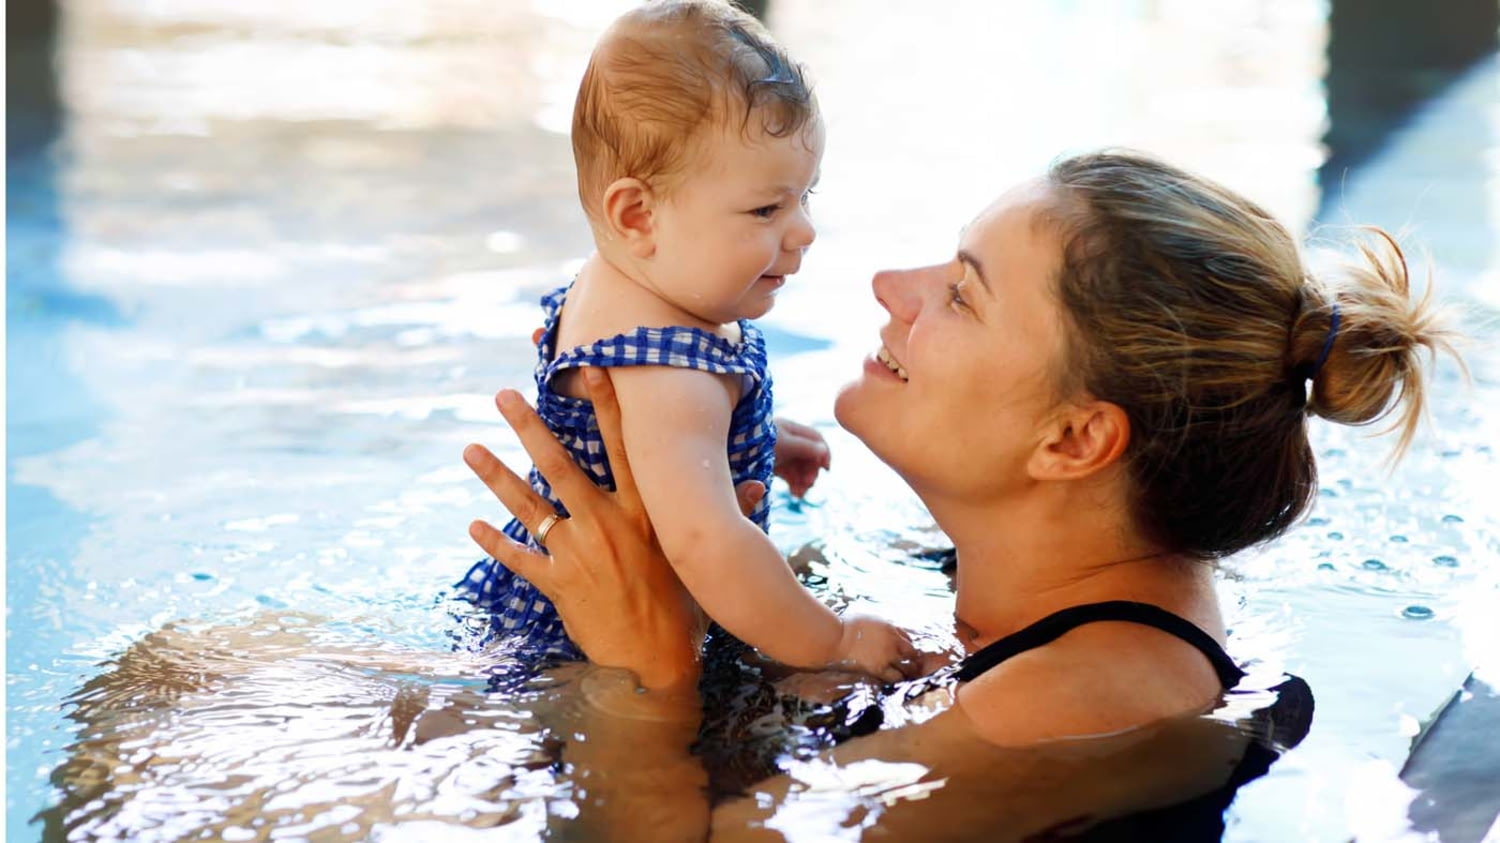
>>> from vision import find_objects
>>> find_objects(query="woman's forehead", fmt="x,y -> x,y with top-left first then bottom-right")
960,179 -> 1060,275
966,178 -> 1053,234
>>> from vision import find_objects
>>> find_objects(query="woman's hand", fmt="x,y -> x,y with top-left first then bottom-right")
773,417 -> 831,498
463,368 -> 704,690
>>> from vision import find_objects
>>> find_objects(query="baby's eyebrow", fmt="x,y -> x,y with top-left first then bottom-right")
766,176 -> 818,196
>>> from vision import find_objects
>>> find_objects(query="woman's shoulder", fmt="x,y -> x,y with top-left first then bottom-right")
954,620 -> 1226,747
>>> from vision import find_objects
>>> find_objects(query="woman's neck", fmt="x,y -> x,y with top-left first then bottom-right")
925,486 -> 1211,652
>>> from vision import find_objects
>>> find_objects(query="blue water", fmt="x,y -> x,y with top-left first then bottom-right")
8,3 -> 1499,841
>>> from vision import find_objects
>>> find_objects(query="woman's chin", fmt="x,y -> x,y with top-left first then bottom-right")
833,379 -> 874,441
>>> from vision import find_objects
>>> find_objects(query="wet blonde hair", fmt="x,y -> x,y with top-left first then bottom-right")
1045,151 -> 1459,559
571,0 -> 817,222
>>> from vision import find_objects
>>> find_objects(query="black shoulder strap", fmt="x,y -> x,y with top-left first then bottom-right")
953,600 -> 1245,688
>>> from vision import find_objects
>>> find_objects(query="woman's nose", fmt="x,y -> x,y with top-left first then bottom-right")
872,264 -> 940,323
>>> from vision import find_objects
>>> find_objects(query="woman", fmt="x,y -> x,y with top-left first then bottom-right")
464,151 -> 1452,837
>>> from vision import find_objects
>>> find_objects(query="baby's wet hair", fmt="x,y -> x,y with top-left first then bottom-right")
571,0 -> 817,221
1042,151 -> 1460,559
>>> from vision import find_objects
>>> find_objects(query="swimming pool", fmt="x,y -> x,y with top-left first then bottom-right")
8,2 -> 1498,840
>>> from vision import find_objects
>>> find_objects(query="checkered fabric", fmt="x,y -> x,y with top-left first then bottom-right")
454,283 -> 777,661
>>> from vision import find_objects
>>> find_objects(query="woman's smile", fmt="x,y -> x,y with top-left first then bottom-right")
875,345 -> 909,381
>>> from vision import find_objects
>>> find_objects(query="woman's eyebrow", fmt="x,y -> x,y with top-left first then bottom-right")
956,249 -> 992,293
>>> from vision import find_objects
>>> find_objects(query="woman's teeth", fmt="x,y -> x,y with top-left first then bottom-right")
877,346 -> 908,381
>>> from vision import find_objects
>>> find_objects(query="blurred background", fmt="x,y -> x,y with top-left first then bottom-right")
8,1 -> 1500,841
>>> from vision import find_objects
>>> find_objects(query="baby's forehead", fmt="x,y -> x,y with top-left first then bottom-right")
683,118 -> 823,175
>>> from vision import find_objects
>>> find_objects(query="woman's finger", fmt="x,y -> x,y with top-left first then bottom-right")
494,390 -> 602,511
581,368 -> 642,509
463,442 -> 554,532
468,519 -> 556,593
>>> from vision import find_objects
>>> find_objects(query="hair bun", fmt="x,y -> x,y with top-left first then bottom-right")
1293,228 -> 1459,458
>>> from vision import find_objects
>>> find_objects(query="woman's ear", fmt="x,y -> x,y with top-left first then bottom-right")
601,177 -> 656,259
1029,400 -> 1130,481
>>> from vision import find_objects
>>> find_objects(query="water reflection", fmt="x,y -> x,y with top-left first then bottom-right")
40,615 -> 566,840
40,611 -> 1307,842
7,0 -> 1497,839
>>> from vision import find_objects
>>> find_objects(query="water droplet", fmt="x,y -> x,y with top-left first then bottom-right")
1389,535 -> 1408,543
191,571 -> 214,581
1401,605 -> 1434,620
1440,449 -> 1462,459
1432,555 -> 1460,568
1307,517 -> 1330,527
1442,514 -> 1464,524
1361,559 -> 1388,571
1320,488 -> 1339,498
1317,562 -> 1336,571
1327,531 -> 1345,541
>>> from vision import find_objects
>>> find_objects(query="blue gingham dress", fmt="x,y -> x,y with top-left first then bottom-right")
454,283 -> 777,662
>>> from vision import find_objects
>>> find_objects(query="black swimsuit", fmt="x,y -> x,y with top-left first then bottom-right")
822,600 -> 1250,742
695,600 -> 1312,840
819,600 -> 1311,842
952,600 -> 1311,842
953,599 -> 1245,686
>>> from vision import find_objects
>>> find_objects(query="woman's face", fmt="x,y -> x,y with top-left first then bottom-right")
834,179 -> 1070,501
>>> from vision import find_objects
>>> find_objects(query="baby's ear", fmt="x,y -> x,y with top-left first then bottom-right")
601,177 -> 656,259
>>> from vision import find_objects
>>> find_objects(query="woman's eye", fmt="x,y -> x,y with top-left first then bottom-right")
947,282 -> 968,310
751,204 -> 780,219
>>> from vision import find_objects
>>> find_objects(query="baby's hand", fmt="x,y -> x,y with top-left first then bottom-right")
773,418 -> 831,498
833,614 -> 919,683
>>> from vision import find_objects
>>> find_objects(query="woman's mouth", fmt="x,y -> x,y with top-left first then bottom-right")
874,345 -> 909,381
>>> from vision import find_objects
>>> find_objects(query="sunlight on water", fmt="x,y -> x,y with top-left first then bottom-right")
8,1 -> 1499,841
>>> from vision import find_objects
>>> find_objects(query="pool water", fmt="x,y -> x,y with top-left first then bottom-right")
7,2 -> 1499,841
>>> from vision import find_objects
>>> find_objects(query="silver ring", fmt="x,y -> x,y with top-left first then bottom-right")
533,513 -> 563,548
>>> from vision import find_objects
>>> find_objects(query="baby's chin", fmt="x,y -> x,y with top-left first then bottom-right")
731,296 -> 778,322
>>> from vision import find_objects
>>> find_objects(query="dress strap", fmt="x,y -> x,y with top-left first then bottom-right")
953,600 -> 1245,688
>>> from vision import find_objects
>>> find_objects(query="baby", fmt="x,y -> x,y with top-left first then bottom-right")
457,0 -> 914,681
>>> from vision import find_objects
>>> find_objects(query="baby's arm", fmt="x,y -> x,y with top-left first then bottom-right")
606,366 -> 911,679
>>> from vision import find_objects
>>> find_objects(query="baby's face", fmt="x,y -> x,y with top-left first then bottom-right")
645,118 -> 823,325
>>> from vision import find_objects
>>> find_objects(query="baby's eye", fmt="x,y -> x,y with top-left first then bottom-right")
800,188 -> 817,206
751,204 -> 780,219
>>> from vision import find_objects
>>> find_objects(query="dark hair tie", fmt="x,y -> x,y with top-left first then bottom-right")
1311,303 -> 1342,379
1289,303 -> 1342,408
